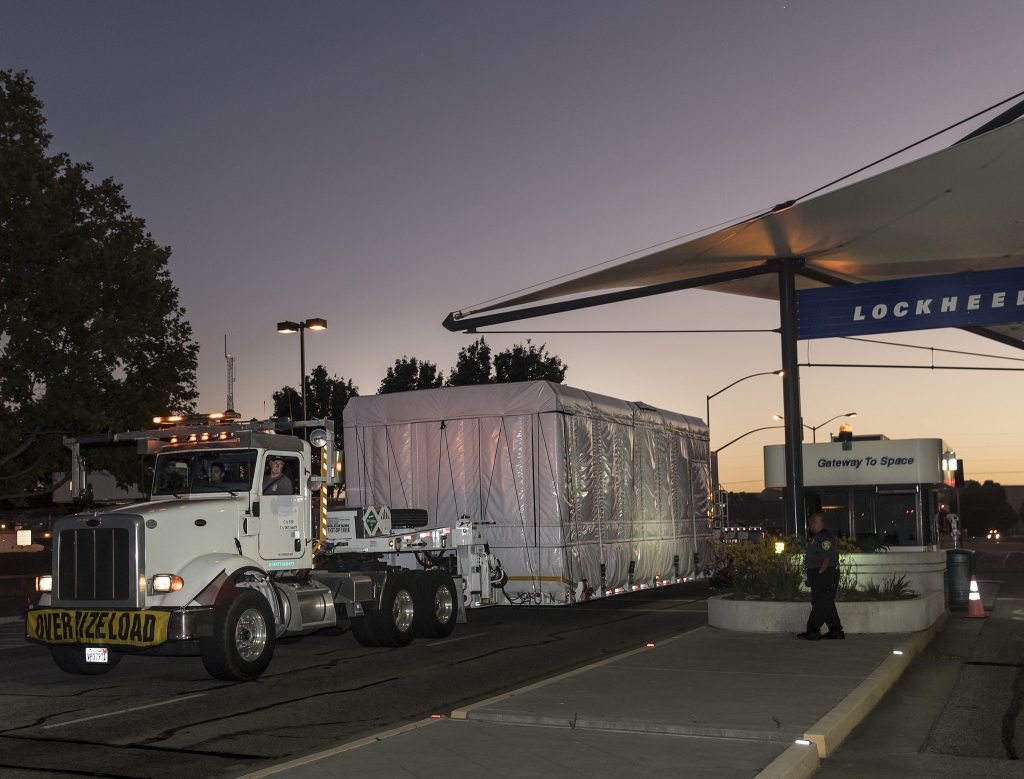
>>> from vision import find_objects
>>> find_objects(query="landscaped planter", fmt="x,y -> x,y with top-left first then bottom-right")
708,590 -> 945,634
842,550 -> 947,595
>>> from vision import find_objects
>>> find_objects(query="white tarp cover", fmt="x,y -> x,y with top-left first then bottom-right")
343,381 -> 711,604
458,119 -> 1024,346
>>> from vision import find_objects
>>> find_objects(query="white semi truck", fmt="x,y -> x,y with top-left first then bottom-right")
27,383 -> 711,681
27,415 -> 504,681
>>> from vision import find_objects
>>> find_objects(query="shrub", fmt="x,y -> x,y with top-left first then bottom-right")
712,537 -> 804,600
715,539 -> 918,602
840,574 -> 916,602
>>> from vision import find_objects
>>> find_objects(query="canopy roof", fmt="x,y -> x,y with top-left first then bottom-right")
445,117 -> 1024,348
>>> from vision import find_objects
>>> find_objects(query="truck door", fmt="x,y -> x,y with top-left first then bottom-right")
258,452 -> 305,560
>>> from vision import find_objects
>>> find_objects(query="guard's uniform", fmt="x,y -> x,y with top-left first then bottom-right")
804,527 -> 843,637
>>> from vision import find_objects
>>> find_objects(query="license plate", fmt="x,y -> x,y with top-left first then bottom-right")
26,609 -> 170,648
85,647 -> 109,664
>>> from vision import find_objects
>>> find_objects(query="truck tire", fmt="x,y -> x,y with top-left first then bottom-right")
348,615 -> 380,647
413,571 -> 457,639
364,572 -> 417,647
201,589 -> 275,681
50,646 -> 123,675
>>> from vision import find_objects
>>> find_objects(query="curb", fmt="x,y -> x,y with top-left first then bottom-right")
458,708 -> 795,742
804,611 -> 946,759
754,612 -> 947,779
234,717 -> 442,778
755,741 -> 821,779
450,627 -> 701,720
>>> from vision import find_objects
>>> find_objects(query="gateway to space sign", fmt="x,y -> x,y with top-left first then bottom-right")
796,266 -> 1024,340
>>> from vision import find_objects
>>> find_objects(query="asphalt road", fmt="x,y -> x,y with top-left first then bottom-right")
970,536 -> 1024,597
0,582 -> 710,778
820,538 -> 1024,777
926,537 -> 1024,760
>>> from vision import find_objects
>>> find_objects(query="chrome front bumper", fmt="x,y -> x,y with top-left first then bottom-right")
166,606 -> 215,641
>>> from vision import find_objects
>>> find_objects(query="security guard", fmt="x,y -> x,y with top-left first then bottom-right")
797,512 -> 845,640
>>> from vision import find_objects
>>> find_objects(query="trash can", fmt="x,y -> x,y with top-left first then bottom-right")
946,548 -> 975,610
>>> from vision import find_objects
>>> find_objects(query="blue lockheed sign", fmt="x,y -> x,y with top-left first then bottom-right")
797,267 -> 1024,339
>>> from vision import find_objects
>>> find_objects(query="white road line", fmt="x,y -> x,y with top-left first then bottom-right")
426,632 -> 487,647
42,693 -> 206,729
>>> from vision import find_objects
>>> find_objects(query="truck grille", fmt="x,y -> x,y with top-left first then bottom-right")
52,514 -> 145,608
58,528 -> 131,601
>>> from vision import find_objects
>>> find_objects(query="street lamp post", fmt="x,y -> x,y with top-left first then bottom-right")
711,424 -> 785,527
705,370 -> 784,445
276,317 -> 328,421
772,412 -> 857,443
705,370 -> 783,522
713,425 -> 785,455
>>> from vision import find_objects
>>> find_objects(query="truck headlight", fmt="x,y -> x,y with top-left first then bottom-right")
35,575 -> 53,592
152,574 -> 185,592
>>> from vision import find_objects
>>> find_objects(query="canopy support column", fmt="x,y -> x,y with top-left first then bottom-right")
778,259 -> 805,537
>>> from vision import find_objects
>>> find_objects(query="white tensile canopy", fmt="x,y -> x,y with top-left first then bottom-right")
443,110 -> 1024,536
446,118 -> 1024,347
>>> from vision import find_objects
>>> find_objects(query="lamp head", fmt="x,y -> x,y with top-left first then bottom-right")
305,317 -> 328,331
277,321 -> 300,334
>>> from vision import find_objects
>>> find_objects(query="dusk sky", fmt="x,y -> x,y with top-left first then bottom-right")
5,1 -> 1024,491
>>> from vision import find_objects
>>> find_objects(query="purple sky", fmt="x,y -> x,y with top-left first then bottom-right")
5,1 -> 1024,490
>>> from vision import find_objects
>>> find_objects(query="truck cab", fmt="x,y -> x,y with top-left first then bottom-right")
27,417 -> 476,681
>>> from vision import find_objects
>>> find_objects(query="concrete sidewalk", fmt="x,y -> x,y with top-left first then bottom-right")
239,621 -> 943,779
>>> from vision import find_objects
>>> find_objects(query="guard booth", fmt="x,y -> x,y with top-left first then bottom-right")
763,437 -> 959,548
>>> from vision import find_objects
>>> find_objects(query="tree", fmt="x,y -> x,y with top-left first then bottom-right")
271,386 -> 302,422
272,364 -> 359,422
493,340 -> 567,384
0,70 -> 198,501
272,364 -> 358,447
446,337 -> 493,386
378,357 -> 443,394
958,480 -> 1017,535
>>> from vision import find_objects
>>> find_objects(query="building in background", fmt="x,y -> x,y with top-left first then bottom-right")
764,437 -> 959,547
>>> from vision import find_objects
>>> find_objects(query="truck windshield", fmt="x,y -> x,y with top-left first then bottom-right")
153,449 -> 258,496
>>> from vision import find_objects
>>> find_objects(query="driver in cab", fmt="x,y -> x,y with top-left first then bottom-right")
262,456 -> 293,495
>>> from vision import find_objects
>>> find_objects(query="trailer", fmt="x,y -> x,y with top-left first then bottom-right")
344,381 -> 712,605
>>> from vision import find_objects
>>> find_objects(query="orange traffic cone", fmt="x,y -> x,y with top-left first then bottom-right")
966,576 -> 987,619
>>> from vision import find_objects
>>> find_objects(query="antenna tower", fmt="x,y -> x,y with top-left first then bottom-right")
224,335 -> 236,412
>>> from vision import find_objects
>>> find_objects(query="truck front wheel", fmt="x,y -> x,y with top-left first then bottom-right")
50,646 -> 123,675
201,589 -> 275,681
414,571 -> 457,638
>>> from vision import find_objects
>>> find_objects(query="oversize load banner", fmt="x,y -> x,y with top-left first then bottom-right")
26,608 -> 170,647
797,267 -> 1024,339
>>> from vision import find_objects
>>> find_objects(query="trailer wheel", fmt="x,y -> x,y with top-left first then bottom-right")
349,615 -> 379,647
50,646 -> 123,675
414,571 -> 457,638
201,589 -> 275,681
366,572 -> 417,647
